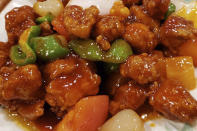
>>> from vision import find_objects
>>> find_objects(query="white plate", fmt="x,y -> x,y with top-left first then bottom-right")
0,0 -> 197,131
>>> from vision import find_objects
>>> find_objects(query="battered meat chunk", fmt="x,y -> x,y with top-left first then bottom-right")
128,6 -> 159,34
160,16 -> 197,54
45,55 -> 101,114
0,42 -> 10,68
94,15 -> 125,50
124,23 -> 157,53
0,60 -> 18,106
0,64 -> 44,120
149,80 -> 197,122
110,81 -> 147,115
40,22 -> 54,36
2,65 -> 42,100
5,6 -> 36,44
17,100 -> 45,120
96,35 -> 111,51
110,1 -> 130,18
43,57 -> 77,82
94,16 -> 125,42
120,53 -> 165,84
63,5 -> 99,38
142,0 -> 170,20
0,50 -> 8,68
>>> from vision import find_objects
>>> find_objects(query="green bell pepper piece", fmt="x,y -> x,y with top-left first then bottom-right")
30,35 -> 70,62
103,39 -> 133,63
36,13 -> 54,24
68,39 -> 104,61
165,3 -> 176,19
10,26 -> 41,66
68,39 -> 133,63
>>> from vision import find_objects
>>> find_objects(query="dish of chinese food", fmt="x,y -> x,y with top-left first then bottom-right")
0,0 -> 197,131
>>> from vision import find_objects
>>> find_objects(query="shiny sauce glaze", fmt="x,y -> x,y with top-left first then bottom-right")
137,103 -> 161,122
6,103 -> 161,131
6,108 -> 61,131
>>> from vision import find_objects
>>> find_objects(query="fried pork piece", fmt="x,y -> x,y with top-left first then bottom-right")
0,63 -> 44,120
40,22 -> 54,36
124,23 -> 157,53
160,16 -> 197,54
94,15 -> 125,50
128,6 -> 159,34
63,5 -> 99,38
142,0 -> 170,20
122,0 -> 141,7
44,55 -> 101,114
5,6 -> 36,44
43,57 -> 77,81
2,65 -> 42,100
0,60 -> 18,103
95,16 -> 124,42
17,100 -> 45,120
110,81 -> 147,115
0,42 -> 10,68
149,80 -> 197,122
96,35 -> 111,51
110,1 -> 130,18
120,52 -> 165,85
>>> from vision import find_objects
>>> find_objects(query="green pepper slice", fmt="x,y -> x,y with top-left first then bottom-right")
68,39 -> 133,63
36,13 -> 54,24
103,39 -> 133,63
30,35 -> 70,62
68,39 -> 104,61
10,26 -> 41,66
165,3 -> 176,19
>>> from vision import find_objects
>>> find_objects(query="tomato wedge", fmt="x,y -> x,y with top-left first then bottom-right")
55,95 -> 109,131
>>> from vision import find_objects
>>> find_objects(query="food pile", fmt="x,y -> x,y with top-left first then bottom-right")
0,0 -> 197,130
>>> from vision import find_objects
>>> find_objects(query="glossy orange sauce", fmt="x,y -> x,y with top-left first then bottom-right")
5,102 -> 161,131
137,103 -> 161,122
6,109 -> 61,131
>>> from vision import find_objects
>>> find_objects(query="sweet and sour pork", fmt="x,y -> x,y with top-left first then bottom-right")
44,55 -> 101,115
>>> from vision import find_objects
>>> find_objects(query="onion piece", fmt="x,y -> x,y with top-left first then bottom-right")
100,109 -> 145,131
67,0 -> 120,15
33,0 -> 64,17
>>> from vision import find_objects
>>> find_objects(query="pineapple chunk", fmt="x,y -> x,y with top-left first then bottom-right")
166,56 -> 196,90
179,39 -> 197,67
174,1 -> 197,28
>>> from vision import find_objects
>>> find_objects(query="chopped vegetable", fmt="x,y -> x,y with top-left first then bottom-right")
174,1 -> 197,28
103,39 -> 133,63
100,109 -> 145,131
165,56 -> 196,90
165,3 -> 176,19
69,39 -> 133,63
179,39 -> 197,67
10,26 -> 41,66
68,39 -> 104,61
55,95 -> 109,131
36,13 -> 54,24
33,0 -> 64,17
30,35 -> 70,62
